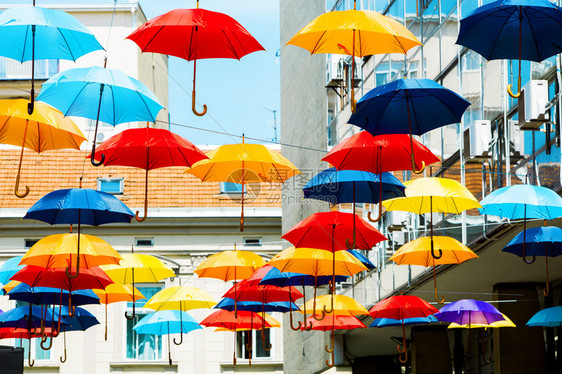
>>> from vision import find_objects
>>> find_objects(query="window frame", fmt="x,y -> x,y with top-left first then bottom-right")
219,182 -> 247,195
235,328 -> 273,360
134,238 -> 154,247
97,178 -> 124,195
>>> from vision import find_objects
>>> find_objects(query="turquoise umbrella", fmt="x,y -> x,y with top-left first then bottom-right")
0,256 -> 24,286
527,306 -> 562,327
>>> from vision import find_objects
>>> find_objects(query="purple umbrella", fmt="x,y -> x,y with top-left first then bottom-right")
433,299 -> 504,326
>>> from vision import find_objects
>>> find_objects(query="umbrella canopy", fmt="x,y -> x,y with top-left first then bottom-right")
127,5 -> 264,116
479,184 -> 562,220
383,177 -> 482,215
0,256 -> 24,285
434,299 -> 505,325
194,249 -> 266,282
449,313 -> 515,328
11,265 -> 114,292
92,283 -> 146,305
215,298 -> 300,313
24,188 -> 135,225
199,309 -> 270,330
187,141 -> 300,231
302,168 -> 405,204
370,315 -> 438,328
53,306 -> 99,332
258,265 -> 348,287
20,233 -> 122,269
7,283 -> 100,307
133,310 -> 201,335
0,326 -> 54,340
369,295 -> 439,320
90,127 -> 208,221
282,211 -> 387,252
2,280 -> 20,294
456,0 -> 562,97
212,313 -> 280,331
0,305 -> 68,330
526,306 -> 562,327
390,236 -> 478,267
0,99 -> 86,198
302,295 -> 368,317
322,132 -> 440,174
144,286 -> 216,311
302,314 -> 366,331
223,281 -> 303,304
269,247 -> 368,277
348,250 -> 376,271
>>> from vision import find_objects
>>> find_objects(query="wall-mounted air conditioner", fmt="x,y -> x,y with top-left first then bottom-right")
518,80 -> 549,130
326,55 -> 344,87
95,130 -> 114,144
386,211 -> 408,231
463,120 -> 491,162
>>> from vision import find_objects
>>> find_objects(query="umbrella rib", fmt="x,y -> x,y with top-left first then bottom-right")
310,31 -> 327,55
136,92 -> 157,123
140,26 -> 166,53
62,83 -> 90,116
21,25 -> 30,63
56,28 -> 77,62
220,29 -> 242,60
426,89 -> 466,125
522,7 -> 541,62
487,8 -> 515,59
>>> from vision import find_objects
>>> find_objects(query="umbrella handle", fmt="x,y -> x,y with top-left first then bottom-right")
507,77 -> 521,99
28,345 -> 35,367
412,159 -> 426,175
125,301 -> 136,320
68,305 -> 76,318
345,230 -> 357,249
430,247 -> 443,260
60,331 -> 67,363
15,120 -> 30,198
368,199 -> 383,222
168,350 -> 172,366
173,309 -> 183,345
398,321 -> 408,363
325,331 -> 335,367
65,260 -> 80,279
323,291 -> 334,315
90,150 -> 105,167
91,83 -> 106,167
135,167 -> 149,222
40,334 -> 53,351
433,263 -> 445,304
398,348 -> 408,363
192,60 -> 207,116
261,329 -> 272,351
480,329 -> 491,365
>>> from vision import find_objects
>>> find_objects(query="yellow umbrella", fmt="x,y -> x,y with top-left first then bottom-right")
20,233 -> 122,269
101,253 -> 175,320
269,247 -> 367,326
144,285 -> 216,346
286,0 -> 420,112
390,236 -> 478,304
2,280 -> 20,294
194,247 -> 266,282
92,283 -> 146,340
0,99 -> 86,198
186,139 -> 300,231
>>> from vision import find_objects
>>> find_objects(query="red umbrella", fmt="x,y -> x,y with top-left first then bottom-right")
322,132 -> 440,221
369,295 -> 439,362
127,1 -> 264,116
199,309 -> 270,365
90,126 -> 208,221
222,281 -> 303,304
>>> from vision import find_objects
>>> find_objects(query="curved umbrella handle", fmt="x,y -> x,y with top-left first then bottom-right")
325,331 -> 335,367
135,204 -> 148,222
192,91 -> 207,117
289,309 -> 301,331
398,321 -> 408,363
345,230 -> 356,249
507,76 -> 521,99
522,253 -> 536,264
60,336 -> 67,363
65,255 -> 80,279
323,292 -> 334,315
433,263 -> 445,304
40,334 -> 53,351
261,329 -> 272,351
312,300 -> 327,321
136,167 -> 149,222
28,345 -> 35,367
91,83 -> 106,167
398,348 -> 408,363
368,199 -> 383,222
124,302 -> 136,320
173,310 -> 183,345
68,305 -> 76,318
431,247 -> 443,260
14,173 -> 30,198
91,152 -> 105,167
412,159 -> 426,175
15,120 -> 30,198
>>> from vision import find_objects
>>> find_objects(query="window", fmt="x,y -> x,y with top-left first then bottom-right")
461,50 -> 480,72
126,285 -> 163,360
236,329 -> 271,359
135,238 -> 154,247
244,238 -> 262,247
0,57 -> 58,80
220,182 -> 246,194
97,178 -> 124,195
14,302 -> 51,362
24,239 -> 39,249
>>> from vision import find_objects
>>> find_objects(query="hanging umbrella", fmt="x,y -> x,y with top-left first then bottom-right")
215,298 -> 300,313
526,306 -> 562,327
7,283 -> 99,307
90,127 -> 208,221
133,310 -> 202,365
53,305 -> 99,363
0,256 -> 24,285
0,99 -> 86,198
369,295 -> 439,363
389,236 -> 478,303
23,188 -> 134,278
187,139 -> 300,231
456,0 -> 562,98
269,247 -> 367,325
347,79 -> 470,173
434,299 -> 505,326
2,280 -> 21,294
479,184 -> 562,265
347,250 -> 375,270
144,285 -> 216,346
0,3 -> 103,113
503,226 -> 562,297
36,66 -> 164,166
101,253 -> 174,320
127,1 -> 264,116
302,168 -> 405,239
93,283 -> 145,341
449,313 -> 515,329
286,0 -> 420,112
370,315 -> 438,328
20,233 -> 122,270
199,309 -> 270,365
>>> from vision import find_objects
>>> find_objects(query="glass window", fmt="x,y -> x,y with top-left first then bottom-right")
126,285 -> 163,360
0,58 -> 59,80
97,178 -> 124,195
236,329 -> 271,359
461,50 -> 480,72
135,238 -> 154,247
244,238 -> 262,247
24,239 -> 39,249
220,182 -> 246,194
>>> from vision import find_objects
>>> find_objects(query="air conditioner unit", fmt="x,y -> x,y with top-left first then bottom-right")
508,119 -> 525,156
95,130 -> 114,144
518,80 -> 549,130
463,120 -> 491,162
386,211 -> 408,231
344,56 -> 362,85
326,55 -> 344,87
390,231 -> 406,246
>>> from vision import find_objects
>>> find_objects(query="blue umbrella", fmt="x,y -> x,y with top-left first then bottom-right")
258,265 -> 348,288
369,315 -> 437,328
304,168 -> 405,247
214,298 -> 300,313
0,4 -> 103,113
347,250 -> 375,271
480,184 -> 562,264
0,256 -> 24,286
502,226 -> 562,296
52,305 -> 99,363
23,188 -> 134,278
526,306 -> 562,327
347,79 -> 470,174
36,66 -> 164,166
456,0 -> 562,98
7,283 -> 100,307
133,310 -> 201,365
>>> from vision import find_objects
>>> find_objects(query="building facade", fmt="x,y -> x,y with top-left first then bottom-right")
280,0 -> 562,373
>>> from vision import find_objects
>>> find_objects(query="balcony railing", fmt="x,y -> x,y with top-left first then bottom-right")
0,57 -> 59,80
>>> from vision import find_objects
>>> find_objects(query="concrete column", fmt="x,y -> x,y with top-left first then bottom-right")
411,326 -> 452,374
493,283 -> 547,374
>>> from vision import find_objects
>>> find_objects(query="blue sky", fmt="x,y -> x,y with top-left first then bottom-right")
0,0 -> 281,145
